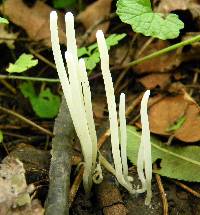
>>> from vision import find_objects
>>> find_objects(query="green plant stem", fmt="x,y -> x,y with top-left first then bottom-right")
0,74 -> 60,82
123,34 -> 200,68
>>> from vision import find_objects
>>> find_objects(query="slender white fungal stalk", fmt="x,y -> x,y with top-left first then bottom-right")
50,11 -> 97,193
79,58 -> 97,167
65,12 -> 78,64
96,30 -> 134,193
137,90 -> 152,205
119,93 -> 128,179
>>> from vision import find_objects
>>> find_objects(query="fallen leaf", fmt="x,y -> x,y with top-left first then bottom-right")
147,90 -> 200,142
127,126 -> 200,182
0,25 -> 18,49
138,73 -> 171,89
156,0 -> 199,13
134,40 -> 182,73
156,0 -> 200,27
77,0 -> 112,43
156,0 -> 191,13
0,156 -> 44,215
92,96 -> 107,124
1,0 -> 66,47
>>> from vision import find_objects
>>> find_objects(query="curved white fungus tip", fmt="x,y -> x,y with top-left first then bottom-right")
50,11 -> 57,20
142,90 -> 150,104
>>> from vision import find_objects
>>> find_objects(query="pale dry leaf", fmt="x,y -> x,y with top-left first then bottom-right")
156,0 -> 191,13
148,90 -> 200,142
1,0 -> 66,47
0,25 -> 18,49
0,156 -> 44,215
138,73 -> 171,89
77,0 -> 112,43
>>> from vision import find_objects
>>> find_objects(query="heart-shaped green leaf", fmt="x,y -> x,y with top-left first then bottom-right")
116,0 -> 184,40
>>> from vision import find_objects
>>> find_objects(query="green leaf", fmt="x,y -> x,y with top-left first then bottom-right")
0,17 -> 9,24
78,33 -> 126,71
85,52 -> 100,71
19,82 -> 60,118
127,125 -> 200,182
6,54 -> 38,73
166,115 -> 186,132
105,33 -> 126,50
0,130 -> 3,143
116,0 -> 184,40
19,81 -> 36,98
78,47 -> 89,58
53,0 -> 77,9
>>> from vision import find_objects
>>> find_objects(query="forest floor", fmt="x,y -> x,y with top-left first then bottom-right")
0,0 -> 200,214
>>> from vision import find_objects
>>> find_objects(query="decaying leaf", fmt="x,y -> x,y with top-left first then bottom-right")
147,89 -> 200,142
134,40 -> 182,73
138,73 -> 171,89
1,0 -> 66,47
0,156 -> 44,215
77,0 -> 112,43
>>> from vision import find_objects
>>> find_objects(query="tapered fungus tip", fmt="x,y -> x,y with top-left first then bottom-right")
144,90 -> 150,97
65,51 -> 73,61
65,12 -> 74,22
79,58 -> 85,67
96,30 -> 104,38
50,11 -> 57,20
120,93 -> 125,99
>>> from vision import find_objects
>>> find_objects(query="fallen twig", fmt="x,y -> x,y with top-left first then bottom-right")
0,105 -> 53,136
45,97 -> 75,215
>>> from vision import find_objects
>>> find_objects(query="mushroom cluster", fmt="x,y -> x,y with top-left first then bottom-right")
50,11 -> 152,205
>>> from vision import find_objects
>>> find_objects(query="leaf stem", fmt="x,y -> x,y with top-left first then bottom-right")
0,74 -> 60,82
124,34 -> 200,68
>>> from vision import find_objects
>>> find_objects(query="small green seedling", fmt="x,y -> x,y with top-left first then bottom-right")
117,0 -> 184,40
19,82 -> 60,119
6,53 -> 38,73
78,33 -> 126,71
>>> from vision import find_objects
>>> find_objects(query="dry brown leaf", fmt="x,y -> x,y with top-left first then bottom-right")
92,96 -> 107,125
156,0 -> 200,24
77,0 -> 112,43
138,73 -> 170,89
134,40 -> 181,73
148,90 -> 200,142
156,0 -> 191,13
156,0 -> 200,13
1,0 -> 66,47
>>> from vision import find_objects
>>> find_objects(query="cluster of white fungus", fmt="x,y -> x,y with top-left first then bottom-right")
50,11 -> 97,193
50,11 -> 152,205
